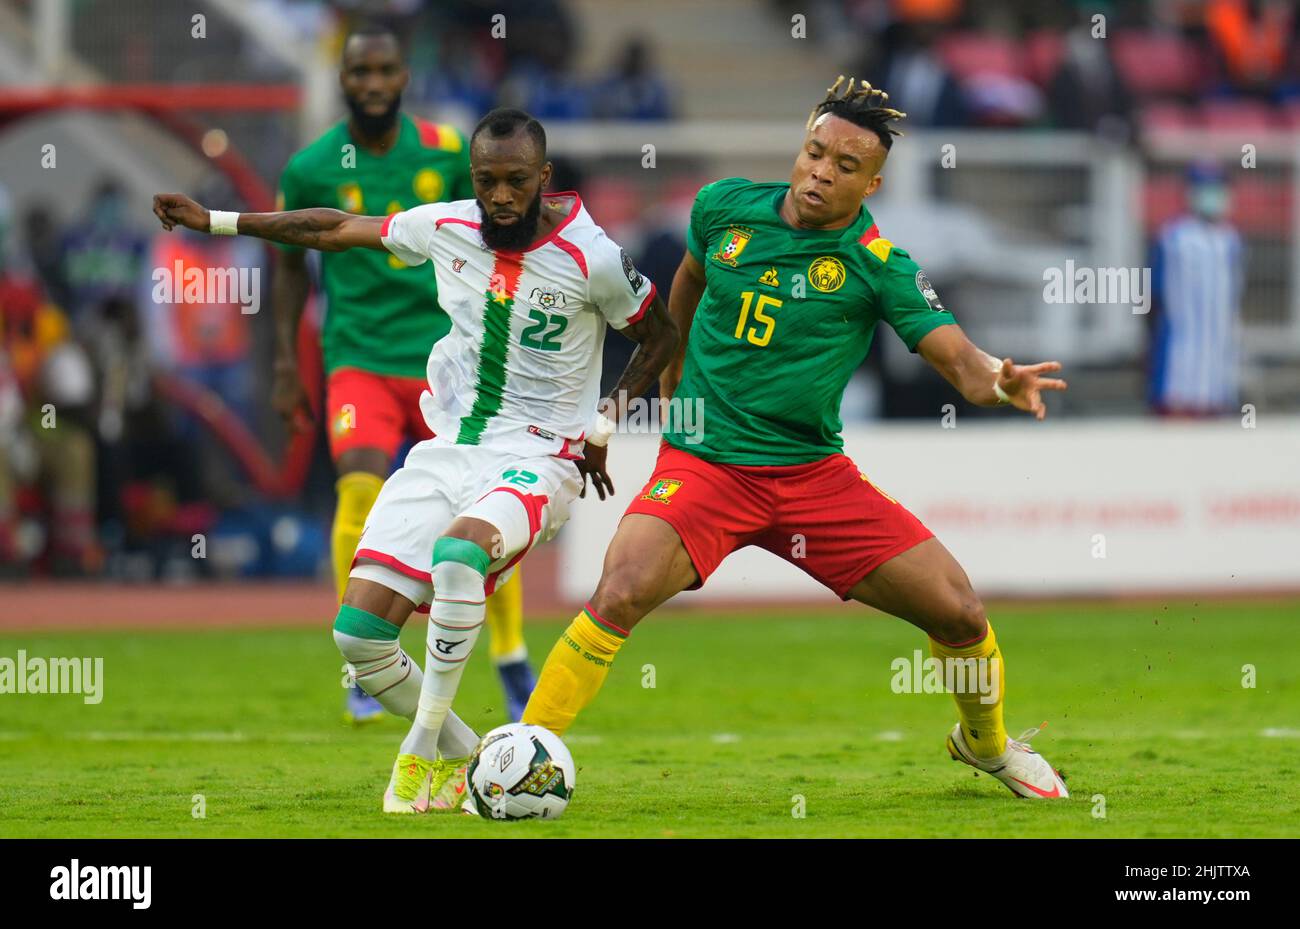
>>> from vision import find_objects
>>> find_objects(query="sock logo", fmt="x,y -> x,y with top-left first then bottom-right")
434,638 -> 466,656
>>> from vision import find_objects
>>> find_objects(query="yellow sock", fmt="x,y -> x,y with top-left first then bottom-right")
331,471 -> 385,602
521,606 -> 627,736
930,622 -> 1007,758
486,567 -> 526,663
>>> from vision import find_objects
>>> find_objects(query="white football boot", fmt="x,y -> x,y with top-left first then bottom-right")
946,723 -> 1069,799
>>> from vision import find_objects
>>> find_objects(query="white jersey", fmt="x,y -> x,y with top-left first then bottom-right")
380,192 -> 656,458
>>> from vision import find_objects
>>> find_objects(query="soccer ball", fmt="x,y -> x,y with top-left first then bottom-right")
465,723 -> 576,820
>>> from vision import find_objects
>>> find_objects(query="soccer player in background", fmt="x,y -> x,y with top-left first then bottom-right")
522,77 -> 1073,800
270,25 -> 537,724
154,108 -> 678,813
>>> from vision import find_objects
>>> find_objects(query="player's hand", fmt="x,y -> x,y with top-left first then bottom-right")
271,360 -> 314,433
152,193 -> 209,233
996,357 -> 1067,421
577,443 -> 615,501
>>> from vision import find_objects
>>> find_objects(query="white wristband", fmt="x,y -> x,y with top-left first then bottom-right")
209,210 -> 240,236
992,378 -> 1011,405
585,413 -> 617,448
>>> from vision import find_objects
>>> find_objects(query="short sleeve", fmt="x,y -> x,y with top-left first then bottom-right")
876,249 -> 956,351
380,203 -> 445,267
588,231 -> 656,330
686,177 -> 748,265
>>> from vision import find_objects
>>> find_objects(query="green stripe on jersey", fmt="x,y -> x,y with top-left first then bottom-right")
457,288 -> 515,445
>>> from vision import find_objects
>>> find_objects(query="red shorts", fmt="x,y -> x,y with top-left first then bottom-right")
623,443 -> 934,600
325,367 -> 433,462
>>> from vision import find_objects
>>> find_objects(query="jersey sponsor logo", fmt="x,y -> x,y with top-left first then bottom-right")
641,478 -> 683,504
527,424 -> 557,441
915,270 -> 946,312
712,226 -> 753,267
758,266 -> 780,287
338,182 -> 364,213
414,167 -> 445,202
452,257 -> 467,273
529,286 -> 567,310
808,256 -> 847,293
620,248 -> 644,292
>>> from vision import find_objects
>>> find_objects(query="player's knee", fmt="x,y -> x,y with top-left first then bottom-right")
590,569 -> 655,630
934,587 -> 987,644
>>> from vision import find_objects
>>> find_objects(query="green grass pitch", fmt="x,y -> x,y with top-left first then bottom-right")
1,601 -> 1296,837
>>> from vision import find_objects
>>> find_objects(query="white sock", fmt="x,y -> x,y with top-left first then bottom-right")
399,559 -> 485,759
334,630 -> 422,719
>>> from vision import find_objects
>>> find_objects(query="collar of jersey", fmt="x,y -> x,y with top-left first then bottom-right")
769,186 -> 872,239
341,113 -> 412,160
512,190 -> 582,253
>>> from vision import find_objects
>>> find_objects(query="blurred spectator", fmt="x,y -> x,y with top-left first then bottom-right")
862,22 -> 967,127
1204,0 -> 1295,98
0,241 -> 100,575
1148,162 -> 1244,417
22,206 -> 68,310
590,38 -> 674,121
58,178 -> 147,325
1047,11 -> 1133,141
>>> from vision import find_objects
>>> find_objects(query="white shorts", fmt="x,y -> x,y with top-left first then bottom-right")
349,436 -> 584,608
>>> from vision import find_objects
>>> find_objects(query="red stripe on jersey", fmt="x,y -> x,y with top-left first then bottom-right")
380,212 -> 398,237
415,118 -> 441,149
623,284 -> 658,327
352,547 -> 430,582
859,222 -> 880,245
552,234 -> 588,278
523,192 -> 582,252
491,250 -> 526,296
435,216 -> 481,231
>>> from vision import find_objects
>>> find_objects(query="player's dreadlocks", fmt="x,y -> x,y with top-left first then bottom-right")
807,75 -> 907,150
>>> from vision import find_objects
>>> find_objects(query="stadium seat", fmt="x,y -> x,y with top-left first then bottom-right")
937,32 -> 1025,81
1141,102 -> 1197,132
1024,29 -> 1065,88
1112,31 -> 1201,97
1143,175 -> 1186,232
1229,176 -> 1291,234
1202,99 -> 1279,132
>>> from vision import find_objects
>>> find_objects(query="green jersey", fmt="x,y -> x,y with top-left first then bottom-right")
665,177 -> 955,464
276,114 -> 474,377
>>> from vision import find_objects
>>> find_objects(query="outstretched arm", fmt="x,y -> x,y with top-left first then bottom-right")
578,293 -> 680,501
916,324 -> 1067,420
152,193 -> 387,252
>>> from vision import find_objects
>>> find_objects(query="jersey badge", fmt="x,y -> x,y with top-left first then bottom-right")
915,270 -> 946,312
338,182 -> 364,214
414,168 -> 445,202
452,258 -> 466,273
758,266 -> 780,288
712,226 -> 753,267
641,478 -> 683,504
808,256 -> 847,293
620,249 -> 644,292
529,286 -> 567,310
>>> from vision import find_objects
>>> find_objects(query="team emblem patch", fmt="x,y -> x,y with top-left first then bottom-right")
915,270 -> 945,312
808,256 -> 846,293
530,286 -> 566,310
712,226 -> 753,267
620,249 -> 644,292
452,257 -> 466,273
641,478 -> 683,504
414,168 -> 445,202
338,182 -> 364,214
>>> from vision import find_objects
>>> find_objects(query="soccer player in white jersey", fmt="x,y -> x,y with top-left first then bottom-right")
153,108 -> 680,813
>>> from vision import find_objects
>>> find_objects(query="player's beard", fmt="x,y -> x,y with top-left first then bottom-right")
479,190 -> 543,252
345,92 -> 401,140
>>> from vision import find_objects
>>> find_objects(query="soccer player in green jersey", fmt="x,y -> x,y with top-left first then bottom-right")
270,24 -> 536,724
522,77 -> 1072,799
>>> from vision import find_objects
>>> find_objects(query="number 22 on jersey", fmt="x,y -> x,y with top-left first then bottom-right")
733,290 -> 782,347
